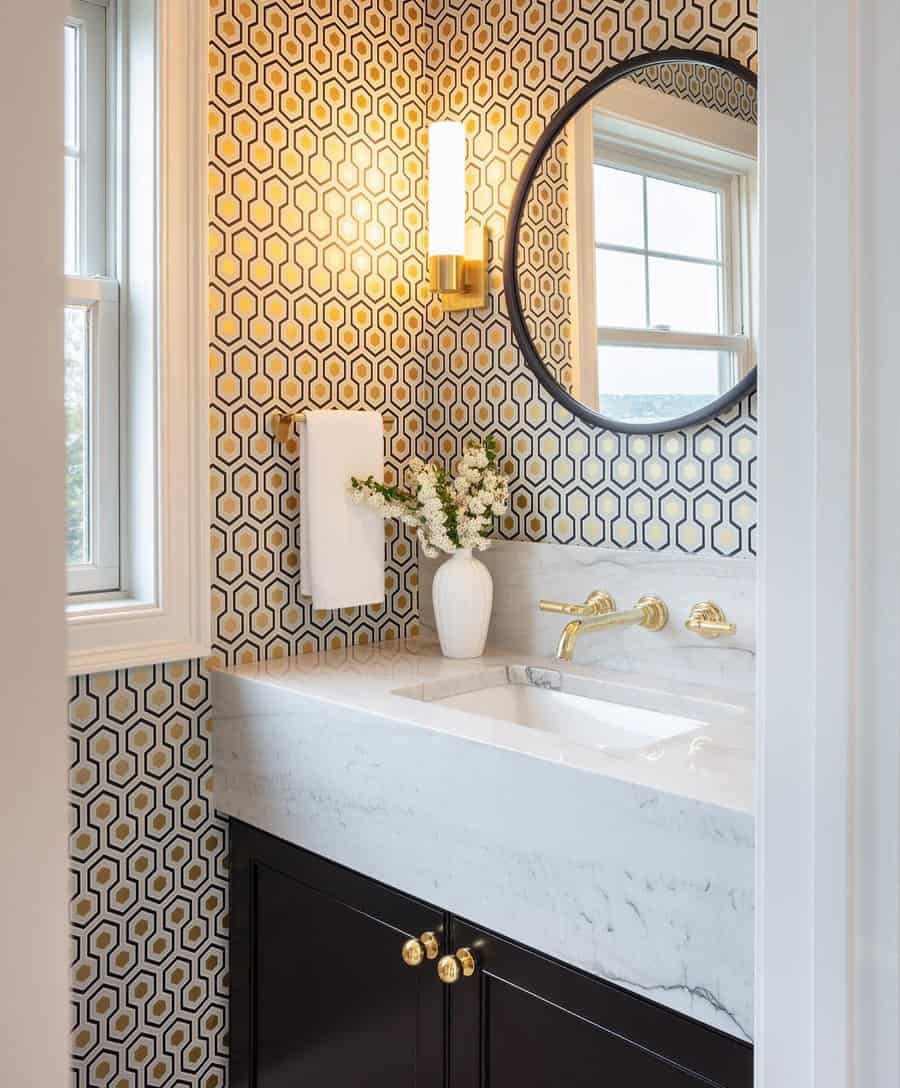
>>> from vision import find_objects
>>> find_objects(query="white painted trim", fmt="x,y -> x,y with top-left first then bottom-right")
757,0 -> 846,1080
595,78 -> 757,162
66,0 -> 209,675
567,110 -> 598,406
852,0 -> 900,1081
758,1 -> 900,1086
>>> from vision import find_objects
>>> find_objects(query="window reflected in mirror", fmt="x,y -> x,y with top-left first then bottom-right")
514,60 -> 757,430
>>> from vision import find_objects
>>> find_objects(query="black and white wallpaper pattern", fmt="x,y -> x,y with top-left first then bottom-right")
70,1 -> 758,1084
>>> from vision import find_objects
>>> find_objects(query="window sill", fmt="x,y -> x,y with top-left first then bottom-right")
67,595 -> 210,675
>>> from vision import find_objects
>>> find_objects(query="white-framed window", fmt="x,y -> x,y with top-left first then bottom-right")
65,0 -> 120,594
568,82 -> 757,418
65,0 -> 209,674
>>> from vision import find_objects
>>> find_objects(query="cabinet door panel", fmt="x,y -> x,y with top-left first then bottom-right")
448,919 -> 752,1088
231,821 -> 445,1088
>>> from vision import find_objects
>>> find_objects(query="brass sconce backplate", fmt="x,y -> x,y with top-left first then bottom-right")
431,224 -> 488,312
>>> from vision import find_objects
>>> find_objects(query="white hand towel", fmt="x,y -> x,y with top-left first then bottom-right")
299,410 -> 385,611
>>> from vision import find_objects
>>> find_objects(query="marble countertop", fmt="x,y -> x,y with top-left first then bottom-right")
216,637 -> 753,813
212,637 -> 755,1040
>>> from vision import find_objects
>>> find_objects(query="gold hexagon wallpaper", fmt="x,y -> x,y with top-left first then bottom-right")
422,0 -> 758,557
70,1 -> 758,1084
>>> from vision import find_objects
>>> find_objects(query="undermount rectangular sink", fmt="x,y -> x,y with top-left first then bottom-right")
435,683 -> 704,751
394,664 -> 744,756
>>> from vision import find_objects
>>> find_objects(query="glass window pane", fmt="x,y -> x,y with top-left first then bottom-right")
596,248 -> 646,328
597,345 -> 729,424
646,177 -> 719,260
65,157 -> 78,276
593,164 -> 644,249
648,256 -> 720,334
65,306 -> 90,566
64,24 -> 78,148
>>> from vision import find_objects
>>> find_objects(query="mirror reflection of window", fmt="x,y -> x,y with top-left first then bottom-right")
566,69 -> 757,424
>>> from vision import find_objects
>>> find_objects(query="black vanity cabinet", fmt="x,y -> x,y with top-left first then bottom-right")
230,821 -> 752,1088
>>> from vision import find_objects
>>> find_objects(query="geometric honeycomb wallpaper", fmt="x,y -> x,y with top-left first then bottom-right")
70,1 -> 757,1084
422,0 -> 758,559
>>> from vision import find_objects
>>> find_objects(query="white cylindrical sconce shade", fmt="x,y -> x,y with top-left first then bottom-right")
428,122 -> 466,258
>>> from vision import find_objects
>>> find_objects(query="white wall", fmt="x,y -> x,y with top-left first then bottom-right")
759,1 -> 900,1086
0,1 -> 69,1085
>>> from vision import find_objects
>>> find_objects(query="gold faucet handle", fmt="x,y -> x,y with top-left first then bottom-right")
539,590 -> 616,617
685,602 -> 737,639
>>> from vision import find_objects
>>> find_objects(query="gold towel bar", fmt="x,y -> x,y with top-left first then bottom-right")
272,410 -> 389,443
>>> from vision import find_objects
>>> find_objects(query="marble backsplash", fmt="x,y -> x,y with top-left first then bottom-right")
420,541 -> 756,693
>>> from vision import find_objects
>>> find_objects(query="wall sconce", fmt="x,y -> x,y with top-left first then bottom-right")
428,121 -> 488,312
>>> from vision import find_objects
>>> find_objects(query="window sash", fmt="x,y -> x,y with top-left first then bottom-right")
594,152 -> 735,338
596,326 -> 753,394
65,0 -> 111,278
65,276 -> 119,594
65,0 -> 119,597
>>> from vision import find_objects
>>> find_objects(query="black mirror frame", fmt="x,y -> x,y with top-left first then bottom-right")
503,48 -> 758,435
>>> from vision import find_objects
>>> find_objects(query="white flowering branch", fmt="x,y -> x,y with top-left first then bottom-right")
350,435 -> 511,558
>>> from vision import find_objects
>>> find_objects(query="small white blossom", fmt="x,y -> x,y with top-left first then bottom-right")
348,439 -> 510,556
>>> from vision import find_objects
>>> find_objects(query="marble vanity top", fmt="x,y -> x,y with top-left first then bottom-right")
212,637 -> 755,1041
215,637 -> 753,813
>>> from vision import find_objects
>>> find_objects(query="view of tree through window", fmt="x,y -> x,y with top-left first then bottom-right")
65,306 -> 88,564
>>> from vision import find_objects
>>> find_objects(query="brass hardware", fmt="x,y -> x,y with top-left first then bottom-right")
538,590 -> 616,618
272,410 -> 390,444
437,947 -> 477,984
685,602 -> 737,639
429,254 -> 466,293
430,225 -> 488,312
274,412 -> 302,443
401,931 -> 440,968
549,594 -> 669,661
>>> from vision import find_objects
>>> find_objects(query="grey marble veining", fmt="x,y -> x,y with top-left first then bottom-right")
420,541 -> 756,692
212,640 -> 754,1040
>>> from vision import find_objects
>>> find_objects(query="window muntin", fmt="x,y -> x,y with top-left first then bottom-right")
65,0 -> 119,595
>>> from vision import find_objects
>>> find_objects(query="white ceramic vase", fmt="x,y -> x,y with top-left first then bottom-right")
431,548 -> 493,659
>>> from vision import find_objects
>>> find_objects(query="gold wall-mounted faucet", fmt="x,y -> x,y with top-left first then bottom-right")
538,591 -> 669,661
685,602 -> 737,639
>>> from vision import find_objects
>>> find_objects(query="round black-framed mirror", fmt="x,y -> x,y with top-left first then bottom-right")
504,48 -> 758,435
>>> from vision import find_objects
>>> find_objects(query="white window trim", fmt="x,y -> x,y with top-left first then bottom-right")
66,0 -> 209,675
567,79 -> 758,405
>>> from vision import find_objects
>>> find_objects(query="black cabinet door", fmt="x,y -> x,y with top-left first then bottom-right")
447,918 -> 752,1088
230,821 -> 445,1088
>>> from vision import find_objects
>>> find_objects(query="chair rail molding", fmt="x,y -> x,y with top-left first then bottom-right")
758,0 -> 899,1085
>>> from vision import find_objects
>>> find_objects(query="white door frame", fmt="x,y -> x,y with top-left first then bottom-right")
757,1 -> 900,1085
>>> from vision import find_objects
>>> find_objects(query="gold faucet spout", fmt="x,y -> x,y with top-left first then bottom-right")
550,596 -> 669,661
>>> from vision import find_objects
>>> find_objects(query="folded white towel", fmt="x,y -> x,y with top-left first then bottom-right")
299,409 -> 385,611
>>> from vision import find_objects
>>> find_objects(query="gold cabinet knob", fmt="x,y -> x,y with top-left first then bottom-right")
437,947 -> 477,984
401,931 -> 440,967
685,601 -> 737,639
